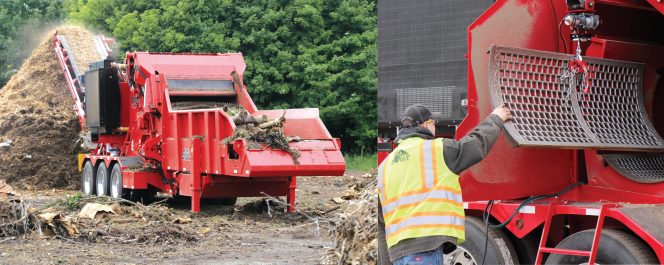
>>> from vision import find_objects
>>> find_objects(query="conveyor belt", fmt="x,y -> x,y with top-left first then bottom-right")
604,153 -> 664,183
489,45 -> 664,151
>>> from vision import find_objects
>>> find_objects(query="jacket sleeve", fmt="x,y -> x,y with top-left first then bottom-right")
442,114 -> 504,175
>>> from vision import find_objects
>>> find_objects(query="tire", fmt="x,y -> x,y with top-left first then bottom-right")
508,229 -> 540,265
81,160 -> 96,195
95,162 -> 109,196
446,216 -> 519,265
109,163 -> 126,199
545,229 -> 658,264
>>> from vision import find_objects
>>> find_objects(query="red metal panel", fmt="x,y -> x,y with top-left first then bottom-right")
645,0 -> 664,14
119,82 -> 131,127
460,0 -> 573,201
200,176 -> 289,198
121,171 -> 149,189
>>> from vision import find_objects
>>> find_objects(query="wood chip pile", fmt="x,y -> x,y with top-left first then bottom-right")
0,26 -> 98,189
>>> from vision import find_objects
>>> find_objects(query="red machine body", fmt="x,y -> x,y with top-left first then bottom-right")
378,0 -> 664,263
460,1 -> 664,263
54,38 -> 345,213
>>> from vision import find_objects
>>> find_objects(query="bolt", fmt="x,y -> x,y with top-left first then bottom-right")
516,219 -> 524,230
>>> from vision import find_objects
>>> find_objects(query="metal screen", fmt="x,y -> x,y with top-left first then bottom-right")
378,0 -> 494,128
489,45 -> 664,150
604,153 -> 664,183
397,87 -> 453,117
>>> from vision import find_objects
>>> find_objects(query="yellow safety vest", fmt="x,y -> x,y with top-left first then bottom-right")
377,137 -> 465,248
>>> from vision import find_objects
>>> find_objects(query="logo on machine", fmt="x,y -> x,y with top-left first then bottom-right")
181,148 -> 191,161
392,150 -> 410,165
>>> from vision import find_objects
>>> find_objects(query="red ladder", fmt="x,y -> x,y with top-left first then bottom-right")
534,203 -> 614,265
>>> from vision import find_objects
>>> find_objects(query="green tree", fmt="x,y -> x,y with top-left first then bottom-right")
66,0 -> 377,153
0,0 -> 66,86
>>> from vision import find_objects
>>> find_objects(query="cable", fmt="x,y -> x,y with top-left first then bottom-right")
548,0 -> 560,52
559,20 -> 569,54
479,182 -> 581,264
481,200 -> 494,265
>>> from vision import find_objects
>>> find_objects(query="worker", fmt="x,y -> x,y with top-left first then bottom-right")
377,104 -> 512,264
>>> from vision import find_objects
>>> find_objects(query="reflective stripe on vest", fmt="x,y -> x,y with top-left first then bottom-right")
377,137 -> 465,248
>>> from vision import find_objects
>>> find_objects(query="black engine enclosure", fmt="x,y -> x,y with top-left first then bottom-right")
84,59 -> 120,138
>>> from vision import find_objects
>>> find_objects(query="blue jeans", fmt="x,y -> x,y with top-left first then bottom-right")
393,247 -> 444,265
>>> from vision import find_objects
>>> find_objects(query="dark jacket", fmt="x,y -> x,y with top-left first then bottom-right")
377,114 -> 505,263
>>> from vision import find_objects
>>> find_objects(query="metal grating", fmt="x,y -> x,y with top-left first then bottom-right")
489,45 -> 664,150
378,0 -> 494,126
396,87 -> 454,117
604,153 -> 664,183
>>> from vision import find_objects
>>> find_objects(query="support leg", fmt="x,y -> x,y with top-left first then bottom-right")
191,138 -> 202,213
287,176 -> 297,212
191,192 -> 201,213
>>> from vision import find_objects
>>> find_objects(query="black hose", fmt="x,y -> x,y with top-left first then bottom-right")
559,20 -> 568,54
479,182 -> 582,264
481,200 -> 494,265
488,182 -> 581,229
548,0 -> 560,53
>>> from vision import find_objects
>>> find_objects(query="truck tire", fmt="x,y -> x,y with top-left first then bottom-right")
508,229 -> 540,265
448,216 -> 519,265
81,160 -> 96,195
109,163 -> 126,199
545,229 -> 657,264
95,162 -> 109,196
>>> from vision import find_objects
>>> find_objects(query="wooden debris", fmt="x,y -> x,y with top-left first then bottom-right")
223,109 -> 301,164
322,174 -> 378,265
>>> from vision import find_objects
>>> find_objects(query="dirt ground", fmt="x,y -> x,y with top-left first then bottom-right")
0,171 -> 368,265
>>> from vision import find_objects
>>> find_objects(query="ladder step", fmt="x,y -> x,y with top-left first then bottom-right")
539,247 -> 590,256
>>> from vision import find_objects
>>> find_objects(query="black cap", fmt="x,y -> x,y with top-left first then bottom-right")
401,104 -> 442,127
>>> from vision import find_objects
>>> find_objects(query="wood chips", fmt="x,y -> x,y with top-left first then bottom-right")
0,26 -> 98,189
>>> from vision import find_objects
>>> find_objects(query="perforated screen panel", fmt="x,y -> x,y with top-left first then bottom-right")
604,153 -> 664,183
489,45 -> 664,150
397,87 -> 453,117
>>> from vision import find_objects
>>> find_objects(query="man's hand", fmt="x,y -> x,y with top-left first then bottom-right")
491,105 -> 512,122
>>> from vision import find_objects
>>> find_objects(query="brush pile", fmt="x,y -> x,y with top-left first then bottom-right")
0,199 -> 39,238
0,195 -> 197,245
322,174 -> 378,265
0,26 -> 99,189
223,108 -> 302,164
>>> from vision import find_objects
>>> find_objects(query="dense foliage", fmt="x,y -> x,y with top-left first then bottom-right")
65,0 -> 377,152
0,0 -> 65,86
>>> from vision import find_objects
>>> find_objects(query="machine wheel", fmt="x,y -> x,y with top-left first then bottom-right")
109,163 -> 127,199
545,229 -> 658,264
445,216 -> 519,265
95,162 -> 110,196
81,160 -> 96,196
508,229 -> 540,265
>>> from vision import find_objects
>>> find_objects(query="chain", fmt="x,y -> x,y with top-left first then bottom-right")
560,66 -> 578,102
560,40 -> 593,102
